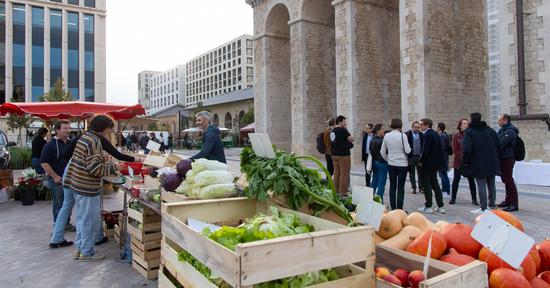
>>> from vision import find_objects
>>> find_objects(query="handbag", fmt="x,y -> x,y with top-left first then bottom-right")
366,153 -> 373,175
402,132 -> 415,167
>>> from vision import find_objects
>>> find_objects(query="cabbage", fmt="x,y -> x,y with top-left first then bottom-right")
198,183 -> 237,199
191,159 -> 228,173
193,170 -> 234,187
175,180 -> 192,195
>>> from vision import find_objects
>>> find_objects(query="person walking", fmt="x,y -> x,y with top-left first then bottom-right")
436,123 -> 451,198
361,123 -> 374,186
323,117 -> 336,176
31,127 -> 49,174
381,119 -> 411,210
190,111 -> 227,163
405,121 -> 423,194
167,133 -> 174,153
496,114 -> 520,212
159,133 -> 166,154
64,115 -> 122,261
462,112 -> 501,214
417,118 -> 446,214
330,115 -> 354,196
130,132 -> 139,152
369,124 -> 388,200
40,120 -> 75,229
449,119 -> 477,205
139,132 -> 150,154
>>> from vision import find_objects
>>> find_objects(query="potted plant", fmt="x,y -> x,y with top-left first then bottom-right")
14,168 -> 50,205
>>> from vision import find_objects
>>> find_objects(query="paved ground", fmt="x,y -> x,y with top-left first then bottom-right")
0,147 -> 548,288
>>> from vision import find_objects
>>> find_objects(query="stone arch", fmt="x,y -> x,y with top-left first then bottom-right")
224,112 -> 233,130
238,110 -> 245,127
213,114 -> 219,126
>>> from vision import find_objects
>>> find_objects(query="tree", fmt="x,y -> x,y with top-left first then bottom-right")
7,113 -> 33,147
241,102 -> 254,124
148,122 -> 159,131
41,77 -> 73,102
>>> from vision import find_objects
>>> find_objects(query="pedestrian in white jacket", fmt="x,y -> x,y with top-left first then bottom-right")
381,119 -> 411,210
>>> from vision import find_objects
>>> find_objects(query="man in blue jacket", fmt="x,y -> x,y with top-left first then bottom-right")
418,118 -> 446,214
497,114 -> 519,212
190,111 -> 227,163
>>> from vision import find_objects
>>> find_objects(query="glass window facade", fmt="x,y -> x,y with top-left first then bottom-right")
32,7 -> 44,102
84,14 -> 94,102
85,0 -> 96,8
50,9 -> 62,88
0,2 -> 5,104
12,4 -> 25,102
68,0 -> 79,5
67,12 -> 79,99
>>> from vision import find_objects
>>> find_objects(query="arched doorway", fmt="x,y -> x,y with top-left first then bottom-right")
213,114 -> 219,126
224,112 -> 232,130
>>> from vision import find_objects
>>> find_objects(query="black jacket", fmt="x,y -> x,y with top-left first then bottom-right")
405,130 -> 423,157
497,123 -> 519,160
361,133 -> 373,162
191,125 -> 226,163
419,128 -> 446,170
369,136 -> 385,162
462,121 -> 501,178
66,134 -> 135,162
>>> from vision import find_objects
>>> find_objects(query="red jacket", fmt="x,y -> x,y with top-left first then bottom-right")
452,131 -> 464,169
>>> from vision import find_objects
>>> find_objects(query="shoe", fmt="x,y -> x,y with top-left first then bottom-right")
488,205 -> 497,210
64,223 -> 76,232
449,199 -> 456,205
435,207 -> 446,214
49,240 -> 73,248
472,200 -> 479,206
470,208 -> 484,215
497,202 -> 508,208
95,236 -> 108,246
417,206 -> 433,214
73,250 -> 81,260
419,189 -> 424,194
503,205 -> 519,212
412,189 -> 417,194
78,254 -> 105,262
443,192 -> 451,199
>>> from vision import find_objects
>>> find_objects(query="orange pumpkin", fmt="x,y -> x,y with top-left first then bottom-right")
475,210 -> 524,232
489,268 -> 531,288
531,245 -> 542,274
538,239 -> 550,272
531,277 -> 550,288
439,248 -> 476,266
406,229 -> 447,259
479,247 -> 536,280
540,271 -> 550,285
441,223 -> 482,258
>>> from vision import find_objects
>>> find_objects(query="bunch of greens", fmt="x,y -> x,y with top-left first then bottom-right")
240,147 -> 353,223
177,207 -> 339,288
128,201 -> 144,212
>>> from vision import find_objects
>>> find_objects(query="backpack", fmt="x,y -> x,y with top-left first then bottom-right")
513,135 -> 526,161
316,132 -> 326,154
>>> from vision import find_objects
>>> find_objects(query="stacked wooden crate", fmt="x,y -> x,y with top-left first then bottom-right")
127,200 -> 162,280
113,215 -> 122,245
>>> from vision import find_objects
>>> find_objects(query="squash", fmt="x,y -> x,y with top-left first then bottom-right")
374,233 -> 385,244
380,225 -> 422,250
435,220 -> 449,231
376,210 -> 406,239
404,212 -> 435,232
406,229 -> 447,259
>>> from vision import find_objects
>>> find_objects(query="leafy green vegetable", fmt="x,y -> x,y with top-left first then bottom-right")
152,193 -> 161,203
240,147 -> 353,223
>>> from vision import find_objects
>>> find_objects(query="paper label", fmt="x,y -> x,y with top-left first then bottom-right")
249,133 -> 276,159
146,140 -> 161,152
352,186 -> 373,205
188,218 -> 221,233
124,176 -> 133,190
355,188 -> 384,230
128,166 -> 134,178
471,210 -> 535,268
423,230 -> 433,276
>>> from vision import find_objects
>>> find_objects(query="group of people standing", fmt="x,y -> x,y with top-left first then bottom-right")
321,112 -> 521,215
123,131 -> 173,154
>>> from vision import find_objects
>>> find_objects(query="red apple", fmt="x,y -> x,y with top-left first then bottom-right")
408,270 -> 426,288
393,268 -> 410,286
383,274 -> 403,286
375,266 -> 391,279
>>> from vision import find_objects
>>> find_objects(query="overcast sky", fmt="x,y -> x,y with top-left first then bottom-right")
105,0 -> 253,104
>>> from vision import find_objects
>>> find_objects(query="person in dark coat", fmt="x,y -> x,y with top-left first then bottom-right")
31,127 -> 49,174
190,111 -> 226,163
496,114 -> 519,212
449,118 -> 477,205
462,112 -> 501,214
405,121 -> 423,194
361,123 -> 374,186
418,118 -> 446,214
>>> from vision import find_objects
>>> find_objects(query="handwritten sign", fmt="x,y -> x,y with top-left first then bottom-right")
146,140 -> 161,152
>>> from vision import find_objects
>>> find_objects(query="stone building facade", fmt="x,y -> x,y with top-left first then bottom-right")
246,0 -> 489,163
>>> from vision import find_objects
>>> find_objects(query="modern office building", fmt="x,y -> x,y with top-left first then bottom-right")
1,0 -> 106,103
147,65 -> 185,115
137,70 -> 159,111
185,34 -> 253,108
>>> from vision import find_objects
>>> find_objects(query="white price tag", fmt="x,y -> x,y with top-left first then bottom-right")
423,230 -> 433,276
352,186 -> 373,205
188,218 -> 221,233
355,189 -> 384,230
146,140 -> 161,152
249,133 -> 276,158
128,166 -> 134,178
471,210 -> 535,268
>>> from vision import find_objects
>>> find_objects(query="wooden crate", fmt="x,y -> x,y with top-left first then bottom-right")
128,202 -> 161,224
113,224 -> 121,244
160,237 -> 371,288
161,190 -> 189,203
132,251 -> 160,280
130,236 -> 161,261
127,221 -> 162,242
161,197 -> 375,288
375,245 -> 488,288
158,265 -> 178,288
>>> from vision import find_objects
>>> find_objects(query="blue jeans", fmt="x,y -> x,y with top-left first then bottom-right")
50,187 -> 75,243
74,192 -> 101,257
388,166 -> 408,210
31,158 -> 44,174
438,170 -> 450,193
49,178 -> 65,223
370,161 -> 388,201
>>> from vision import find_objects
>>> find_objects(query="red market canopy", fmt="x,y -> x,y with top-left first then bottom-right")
0,101 -> 145,120
240,122 -> 255,132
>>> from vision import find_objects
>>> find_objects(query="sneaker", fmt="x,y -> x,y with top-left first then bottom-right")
417,206 -> 433,214
49,240 -> 73,248
443,192 -> 451,199
78,254 -> 105,262
435,207 -> 446,214
449,199 -> 456,205
470,208 -> 484,215
73,250 -> 81,260
95,236 -> 109,246
472,200 -> 479,206
497,202 -> 508,208
64,223 -> 76,232
488,205 -> 497,210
